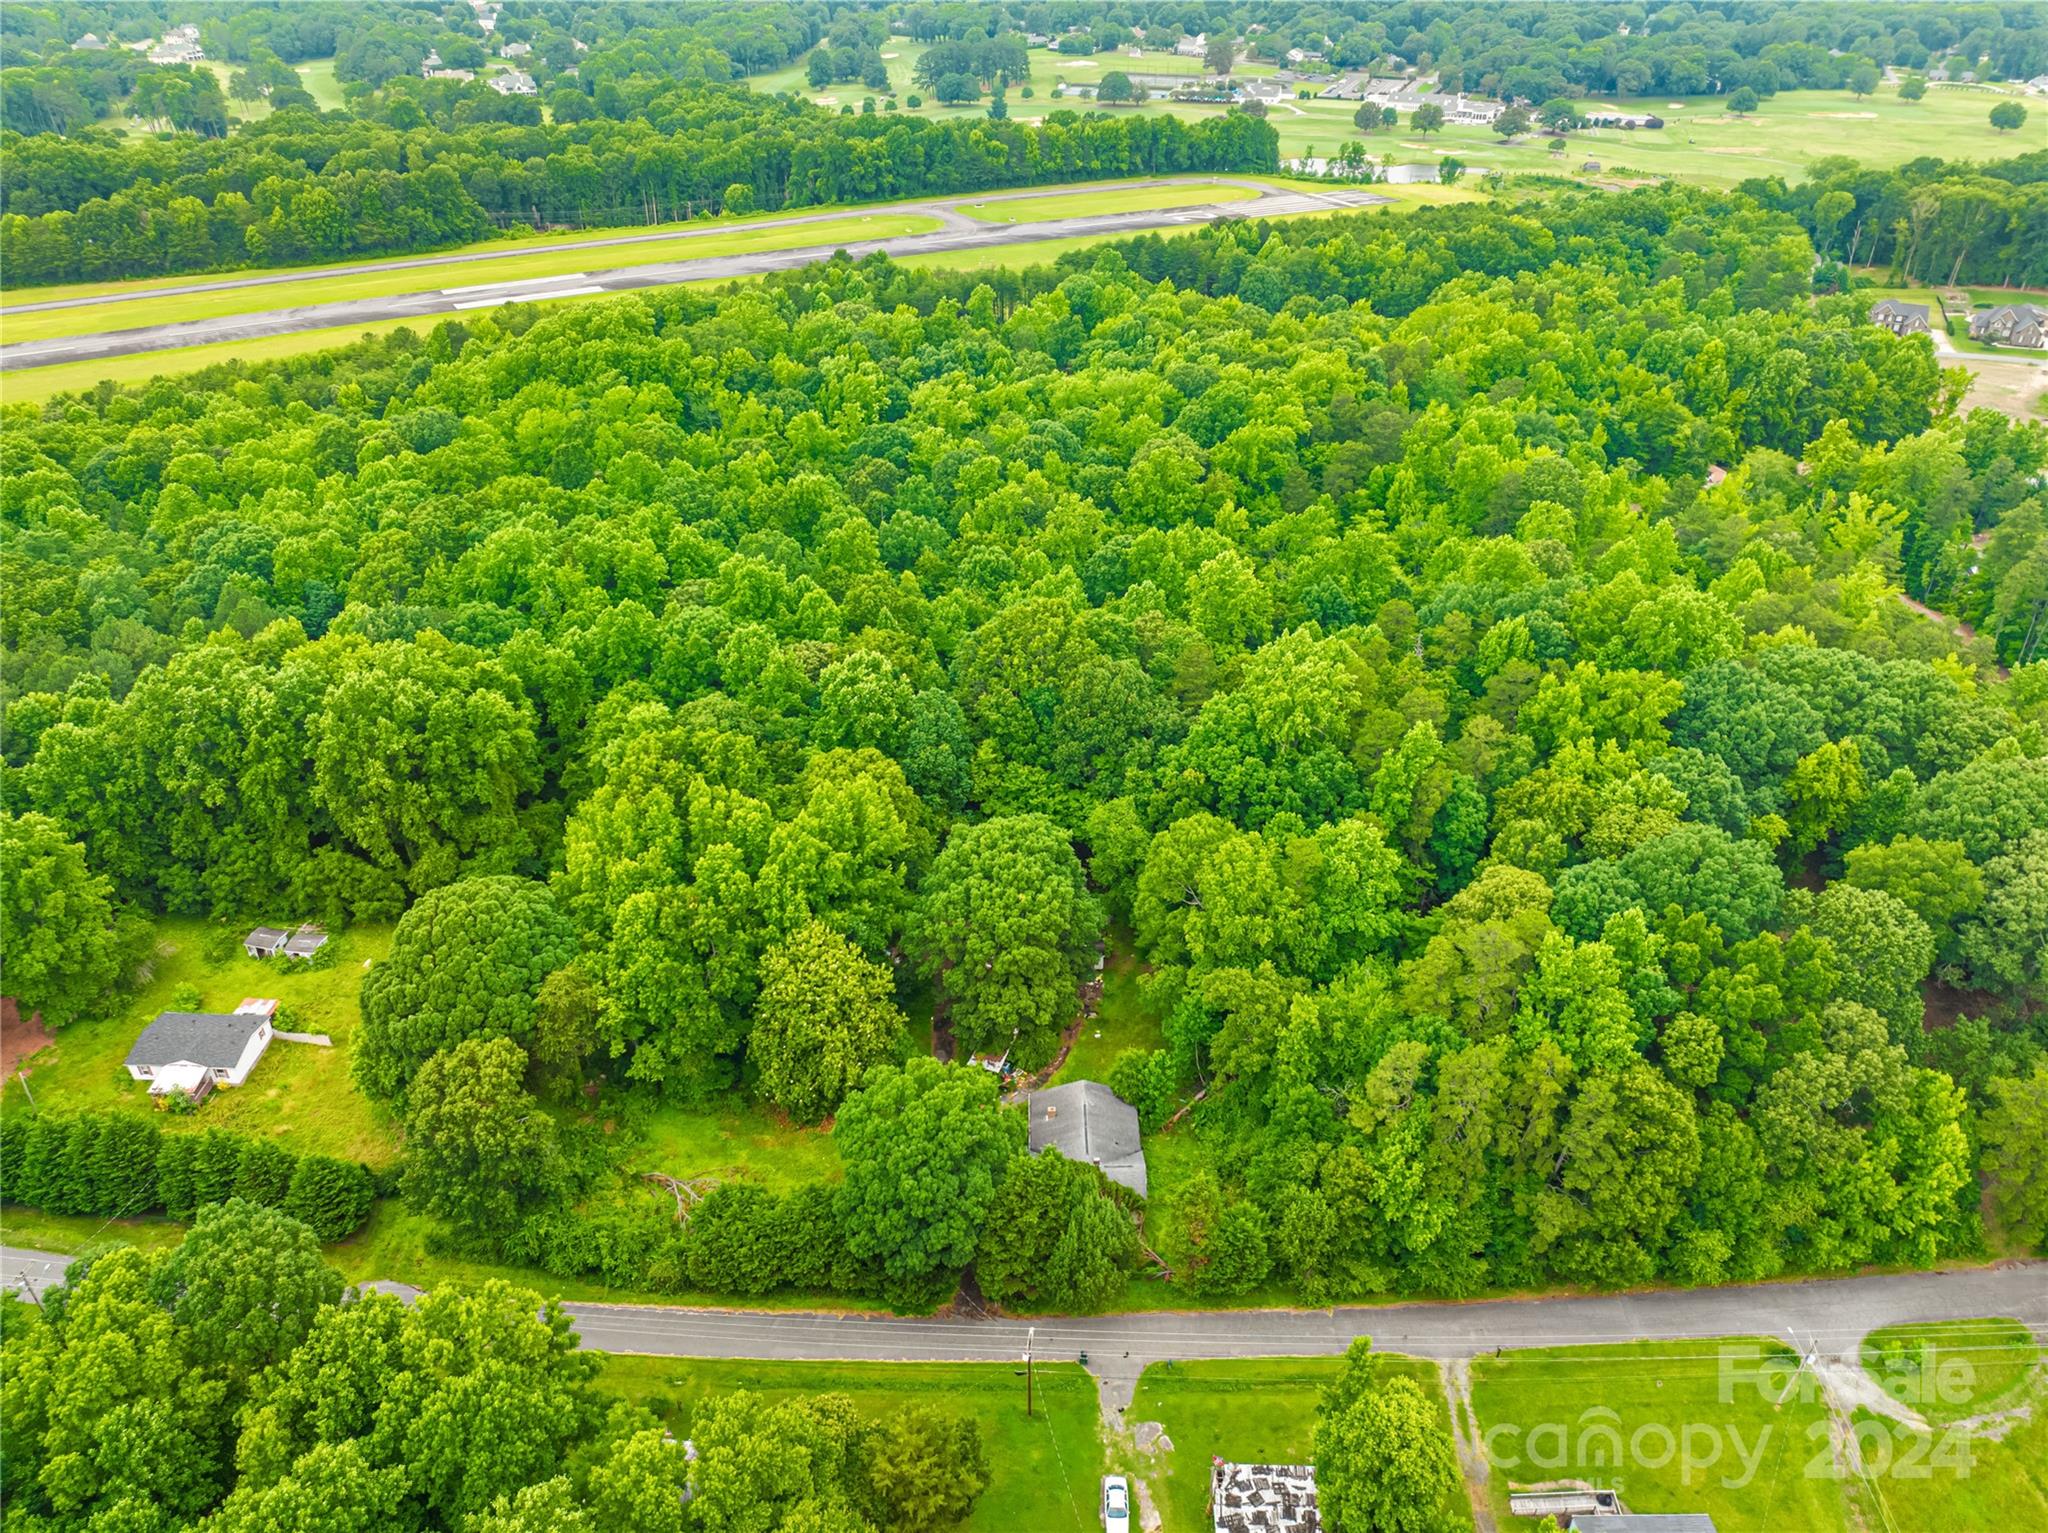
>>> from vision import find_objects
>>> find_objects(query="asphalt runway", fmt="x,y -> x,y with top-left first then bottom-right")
0,183 -> 1389,372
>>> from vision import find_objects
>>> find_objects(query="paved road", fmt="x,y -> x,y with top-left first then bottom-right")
1931,329 -> 2048,370
0,183 -> 1387,372
8,1243 -> 2041,1423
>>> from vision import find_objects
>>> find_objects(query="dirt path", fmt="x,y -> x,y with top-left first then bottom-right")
1441,1358 -> 1499,1532
0,997 -> 53,1077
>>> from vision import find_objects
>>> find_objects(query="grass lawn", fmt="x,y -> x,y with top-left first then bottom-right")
623,1095 -> 842,1190
1,213 -> 939,344
1470,1338 -> 1851,1531
0,1206 -> 188,1259
4,917 -> 401,1167
1858,1318 -> 2043,1426
956,181 -> 1263,223
1843,1395 -> 2048,1529
1119,1353 -> 1453,1533
295,58 -> 345,111
1053,928 -> 1162,1087
596,1355 -> 1105,1531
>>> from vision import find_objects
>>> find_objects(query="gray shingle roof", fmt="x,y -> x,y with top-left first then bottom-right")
1026,1080 -> 1147,1197
126,1012 -> 267,1070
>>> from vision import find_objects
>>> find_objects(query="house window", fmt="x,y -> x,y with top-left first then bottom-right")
214,1068 -> 231,1081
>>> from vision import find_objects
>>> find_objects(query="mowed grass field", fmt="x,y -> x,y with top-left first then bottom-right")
1471,1338 -> 1850,1531
876,80 -> 2034,189
1845,1318 -> 2048,1528
1858,1318 -> 2043,1426
1119,1354 -> 1455,1533
3,917 -> 401,1167
596,1356 -> 1107,1532
296,57 -> 345,110
0,212 -> 940,343
955,179 -> 1263,222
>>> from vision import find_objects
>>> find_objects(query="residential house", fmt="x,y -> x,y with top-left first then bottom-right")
149,24 -> 203,63
490,69 -> 538,95
125,1000 -> 277,1102
1176,32 -> 1207,57
1969,303 -> 2048,348
74,32 -> 107,49
499,40 -> 532,58
1868,298 -> 1931,335
1025,1080 -> 1147,1196
1211,1462 -> 1318,1532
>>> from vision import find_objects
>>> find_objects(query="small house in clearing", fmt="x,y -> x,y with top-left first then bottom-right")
1025,1080 -> 1147,1196
126,1000 -> 277,1102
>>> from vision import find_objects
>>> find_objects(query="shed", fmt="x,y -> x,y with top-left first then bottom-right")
1025,1080 -> 1147,1197
283,924 -> 328,959
1563,1516 -> 1717,1532
245,926 -> 290,958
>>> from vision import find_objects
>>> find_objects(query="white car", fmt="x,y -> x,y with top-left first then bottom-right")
1102,1474 -> 1131,1529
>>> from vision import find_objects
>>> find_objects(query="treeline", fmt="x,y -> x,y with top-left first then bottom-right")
5,185 -> 2048,1309
1751,148 -> 2048,290
0,1202 -> 991,1533
0,1109 -> 377,1239
0,83 -> 1277,283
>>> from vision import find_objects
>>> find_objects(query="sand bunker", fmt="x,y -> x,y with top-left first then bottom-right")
1063,59 -> 1097,67
1810,110 -> 1878,119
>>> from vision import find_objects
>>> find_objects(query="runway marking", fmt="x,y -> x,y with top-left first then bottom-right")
451,284 -> 605,310
442,272 -> 589,296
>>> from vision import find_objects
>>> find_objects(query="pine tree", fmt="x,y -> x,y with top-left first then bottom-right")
156,1133 -> 198,1219
233,1138 -> 298,1209
90,1113 -> 162,1216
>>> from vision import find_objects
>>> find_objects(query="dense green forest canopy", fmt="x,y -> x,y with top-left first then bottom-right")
0,86 -> 1279,282
0,1201 -> 991,1532
6,183 -> 2048,1316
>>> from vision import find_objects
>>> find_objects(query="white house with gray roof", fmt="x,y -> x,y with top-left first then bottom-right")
126,1000 -> 276,1099
1025,1080 -> 1147,1196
